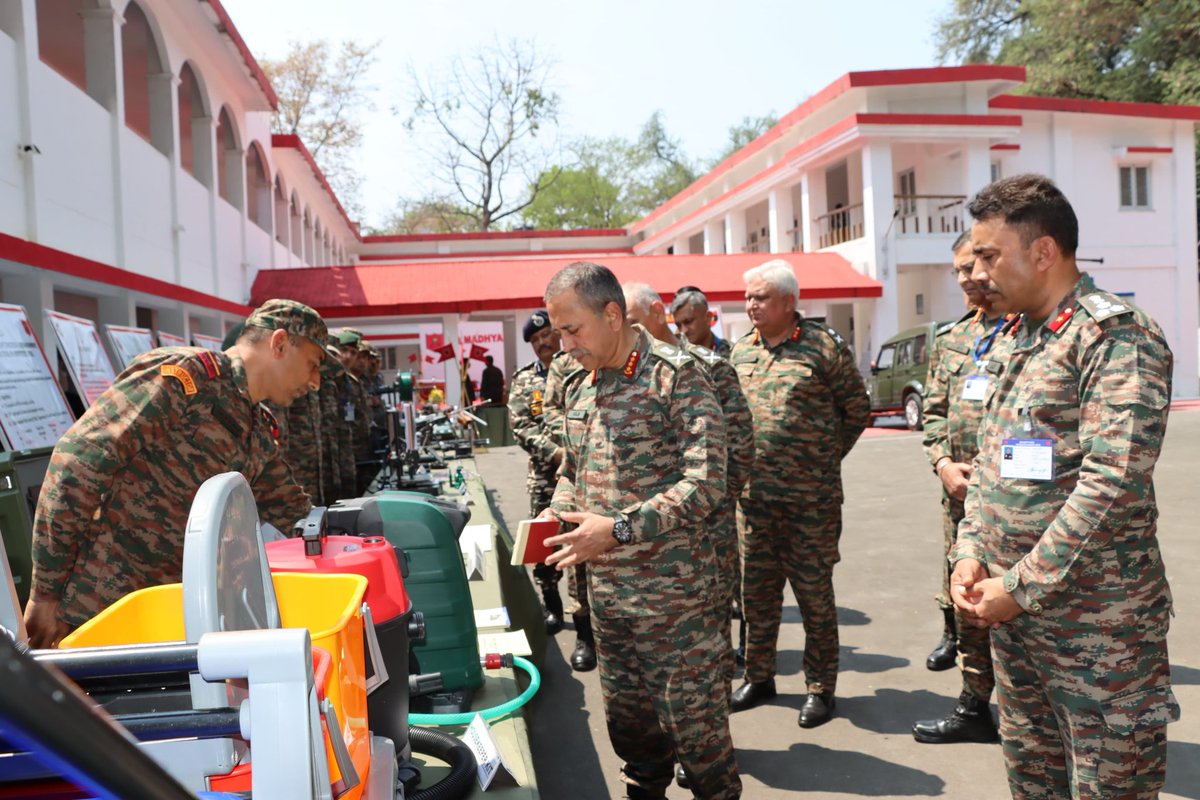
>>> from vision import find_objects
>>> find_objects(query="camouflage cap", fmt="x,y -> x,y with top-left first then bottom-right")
244,299 -> 328,351
362,342 -> 381,357
337,328 -> 363,347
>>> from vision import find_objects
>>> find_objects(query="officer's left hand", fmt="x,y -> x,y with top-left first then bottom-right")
959,577 -> 1023,628
544,512 -> 618,569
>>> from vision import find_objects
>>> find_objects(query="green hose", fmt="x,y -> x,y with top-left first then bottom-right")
409,656 -> 541,726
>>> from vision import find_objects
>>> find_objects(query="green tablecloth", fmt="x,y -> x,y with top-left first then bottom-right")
472,405 -> 516,447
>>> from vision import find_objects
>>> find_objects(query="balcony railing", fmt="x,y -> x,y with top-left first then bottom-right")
895,194 -> 967,235
815,203 -> 864,248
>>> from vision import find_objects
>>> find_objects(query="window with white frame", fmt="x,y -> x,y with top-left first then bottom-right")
897,169 -> 917,215
1119,165 -> 1150,209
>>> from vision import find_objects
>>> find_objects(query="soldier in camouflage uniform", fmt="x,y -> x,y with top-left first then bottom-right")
670,287 -> 732,358
951,174 -> 1178,799
337,330 -> 371,496
541,346 -> 596,671
24,299 -> 327,647
911,233 -> 1002,745
544,262 -> 739,800
282,389 -> 324,504
319,342 -> 349,504
624,284 -> 755,664
507,311 -> 568,635
730,259 -> 870,729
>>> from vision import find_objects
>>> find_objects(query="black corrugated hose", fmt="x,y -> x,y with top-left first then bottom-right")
404,725 -> 477,800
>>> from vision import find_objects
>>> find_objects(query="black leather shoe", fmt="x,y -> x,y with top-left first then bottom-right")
539,580 -> 564,635
675,764 -> 689,789
730,679 -> 777,713
912,692 -> 999,744
570,614 -> 597,672
797,691 -> 835,728
926,608 -> 957,671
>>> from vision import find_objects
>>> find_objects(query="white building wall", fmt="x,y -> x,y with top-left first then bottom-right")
0,31 -> 25,239
121,129 -> 174,281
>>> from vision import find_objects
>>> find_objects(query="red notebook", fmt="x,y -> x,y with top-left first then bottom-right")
510,518 -> 560,565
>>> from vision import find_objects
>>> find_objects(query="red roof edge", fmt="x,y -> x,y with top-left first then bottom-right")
630,65 -> 1027,235
271,134 -> 361,242
362,228 -> 629,244
0,233 -> 253,316
990,94 -> 1200,121
202,0 -> 279,111
358,246 -> 635,262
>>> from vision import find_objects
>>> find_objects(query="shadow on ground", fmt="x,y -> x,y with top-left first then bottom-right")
1165,740 -> 1200,799
776,645 -> 909,679
737,743 -> 945,795
780,605 -> 872,626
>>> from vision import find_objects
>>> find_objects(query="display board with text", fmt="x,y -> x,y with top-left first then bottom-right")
0,305 -> 75,451
192,333 -> 223,352
157,331 -> 186,347
46,310 -> 116,407
104,324 -> 156,370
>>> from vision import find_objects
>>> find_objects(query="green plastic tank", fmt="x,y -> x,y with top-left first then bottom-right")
325,492 -> 482,711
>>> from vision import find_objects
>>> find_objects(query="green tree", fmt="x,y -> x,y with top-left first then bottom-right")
624,111 -> 700,215
404,38 -> 562,231
935,0 -> 1200,104
710,113 -> 779,167
261,39 -> 378,217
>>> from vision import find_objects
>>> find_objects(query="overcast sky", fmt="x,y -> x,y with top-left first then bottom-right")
221,0 -> 951,229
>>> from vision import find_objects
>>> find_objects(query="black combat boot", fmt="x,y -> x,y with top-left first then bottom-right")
926,607 -> 957,671
571,613 -> 597,671
912,691 -> 999,743
539,578 -> 564,635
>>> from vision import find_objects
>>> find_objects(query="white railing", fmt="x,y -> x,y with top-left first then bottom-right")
894,195 -> 967,236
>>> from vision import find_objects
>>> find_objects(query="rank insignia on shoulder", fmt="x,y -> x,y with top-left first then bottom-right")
622,348 -> 642,378
824,326 -> 845,345
160,364 -> 197,395
1079,293 -> 1133,321
1047,306 -> 1074,334
196,350 -> 221,379
258,403 -> 280,440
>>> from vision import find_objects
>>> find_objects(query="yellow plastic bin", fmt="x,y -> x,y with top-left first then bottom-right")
62,572 -> 370,799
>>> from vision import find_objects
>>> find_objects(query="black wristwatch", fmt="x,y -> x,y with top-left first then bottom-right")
611,514 -> 633,545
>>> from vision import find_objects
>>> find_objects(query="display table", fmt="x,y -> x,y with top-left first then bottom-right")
409,458 -> 542,797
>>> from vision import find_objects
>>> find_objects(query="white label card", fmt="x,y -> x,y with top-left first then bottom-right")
999,438 -> 1054,481
461,713 -> 520,790
961,374 -> 990,401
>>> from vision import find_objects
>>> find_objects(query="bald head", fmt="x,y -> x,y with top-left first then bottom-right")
621,282 -> 674,343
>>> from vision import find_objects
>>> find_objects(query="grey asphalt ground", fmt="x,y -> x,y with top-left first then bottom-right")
475,407 -> 1200,799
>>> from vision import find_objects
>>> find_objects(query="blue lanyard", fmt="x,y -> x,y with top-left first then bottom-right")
973,318 -> 1006,364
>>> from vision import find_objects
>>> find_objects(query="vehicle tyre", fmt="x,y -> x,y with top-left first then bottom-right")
904,393 -> 924,431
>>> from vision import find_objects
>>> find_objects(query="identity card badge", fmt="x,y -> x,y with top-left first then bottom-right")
999,438 -> 1054,481
961,374 -> 990,401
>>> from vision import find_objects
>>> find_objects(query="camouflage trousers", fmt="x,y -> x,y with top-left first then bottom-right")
739,500 -> 840,694
708,496 -> 739,694
991,592 -> 1176,799
528,482 -> 590,617
939,496 -> 995,702
594,606 -> 741,799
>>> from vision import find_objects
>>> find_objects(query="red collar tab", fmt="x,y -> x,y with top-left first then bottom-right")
1048,307 -> 1074,333
752,329 -> 760,345
622,348 -> 641,379
197,350 -> 220,379
590,369 -> 598,386
789,325 -> 801,343
1006,313 -> 1024,337
972,308 -> 983,324
259,404 -> 280,440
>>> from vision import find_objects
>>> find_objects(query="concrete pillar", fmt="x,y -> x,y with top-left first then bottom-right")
4,273 -> 55,348
724,212 -> 746,254
441,314 -> 462,409
963,139 -> 991,205
1172,121 -> 1200,397
157,305 -> 189,344
799,174 -> 813,253
672,236 -> 689,255
862,142 -> 898,360
81,7 -> 125,267
10,0 -> 37,240
703,220 -> 723,255
768,187 -> 795,253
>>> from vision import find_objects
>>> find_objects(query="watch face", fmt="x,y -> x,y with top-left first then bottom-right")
613,518 -> 632,543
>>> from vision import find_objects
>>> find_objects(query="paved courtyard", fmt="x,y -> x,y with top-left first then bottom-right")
476,404 -> 1200,799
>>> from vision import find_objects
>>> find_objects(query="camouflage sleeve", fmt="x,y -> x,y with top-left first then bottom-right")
829,335 -> 871,457
622,362 -> 727,538
541,360 -> 568,449
711,358 -> 755,496
250,450 -> 313,534
508,372 -> 558,465
922,338 -> 952,468
1005,323 -> 1172,609
954,463 -> 989,564
30,356 -> 190,601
